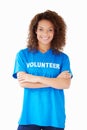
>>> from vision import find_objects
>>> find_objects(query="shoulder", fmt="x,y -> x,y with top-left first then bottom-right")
56,51 -> 69,59
17,47 -> 28,53
16,48 -> 30,56
59,52 -> 71,65
61,52 -> 69,57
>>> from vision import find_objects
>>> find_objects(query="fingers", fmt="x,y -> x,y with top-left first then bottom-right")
17,72 -> 26,82
58,71 -> 71,79
64,72 -> 71,78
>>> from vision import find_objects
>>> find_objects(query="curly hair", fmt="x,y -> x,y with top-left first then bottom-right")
27,10 -> 67,53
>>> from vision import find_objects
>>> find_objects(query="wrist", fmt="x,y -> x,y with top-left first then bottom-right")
36,76 -> 41,82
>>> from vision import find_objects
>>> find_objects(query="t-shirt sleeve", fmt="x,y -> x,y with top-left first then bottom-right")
61,54 -> 73,78
12,50 -> 27,79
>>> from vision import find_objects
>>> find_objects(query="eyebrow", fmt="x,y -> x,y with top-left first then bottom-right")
38,25 -> 54,28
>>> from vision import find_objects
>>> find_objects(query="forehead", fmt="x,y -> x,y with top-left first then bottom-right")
38,19 -> 54,28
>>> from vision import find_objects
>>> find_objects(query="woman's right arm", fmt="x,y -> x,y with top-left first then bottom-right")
17,72 -> 47,88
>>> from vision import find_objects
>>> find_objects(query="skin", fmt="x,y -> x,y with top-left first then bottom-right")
17,20 -> 71,89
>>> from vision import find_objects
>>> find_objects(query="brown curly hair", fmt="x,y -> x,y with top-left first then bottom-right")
27,10 -> 66,53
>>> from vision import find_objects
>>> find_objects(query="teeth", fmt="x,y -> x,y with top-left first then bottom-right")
42,38 -> 48,40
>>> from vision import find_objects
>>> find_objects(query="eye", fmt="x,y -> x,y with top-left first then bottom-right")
38,28 -> 43,31
49,29 -> 53,31
48,28 -> 54,32
39,29 -> 43,31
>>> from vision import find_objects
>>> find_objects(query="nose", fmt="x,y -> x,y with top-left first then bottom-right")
43,30 -> 48,35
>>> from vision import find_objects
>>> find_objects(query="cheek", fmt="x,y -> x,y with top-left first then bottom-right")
51,33 -> 54,39
51,31 -> 54,37
36,31 -> 39,36
36,34 -> 40,40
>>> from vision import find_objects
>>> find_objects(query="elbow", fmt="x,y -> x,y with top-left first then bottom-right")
64,79 -> 71,89
59,78 -> 71,89
64,84 -> 70,89
19,82 -> 26,88
53,83 -> 70,89
20,84 -> 25,88
59,83 -> 70,89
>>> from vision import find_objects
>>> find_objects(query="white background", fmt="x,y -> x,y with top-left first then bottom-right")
0,0 -> 87,130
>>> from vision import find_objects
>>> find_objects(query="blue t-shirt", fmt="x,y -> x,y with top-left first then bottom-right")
12,48 -> 73,128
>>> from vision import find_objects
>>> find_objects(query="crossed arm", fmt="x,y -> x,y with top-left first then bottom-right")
17,71 -> 71,89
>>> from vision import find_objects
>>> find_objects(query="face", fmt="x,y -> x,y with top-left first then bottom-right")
36,19 -> 54,47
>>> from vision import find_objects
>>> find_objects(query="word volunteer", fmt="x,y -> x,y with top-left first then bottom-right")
26,62 -> 60,69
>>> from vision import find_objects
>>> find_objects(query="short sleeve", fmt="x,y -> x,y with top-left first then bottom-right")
12,50 -> 27,79
61,54 -> 73,78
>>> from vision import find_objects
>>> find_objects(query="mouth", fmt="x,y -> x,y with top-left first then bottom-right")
41,37 -> 49,40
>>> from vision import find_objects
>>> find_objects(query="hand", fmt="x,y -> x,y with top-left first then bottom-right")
17,72 -> 39,83
58,71 -> 71,79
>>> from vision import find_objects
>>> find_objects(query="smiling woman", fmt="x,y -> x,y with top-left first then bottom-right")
36,19 -> 54,49
12,10 -> 73,130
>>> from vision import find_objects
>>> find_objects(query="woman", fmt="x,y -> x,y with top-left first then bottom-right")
12,10 -> 73,130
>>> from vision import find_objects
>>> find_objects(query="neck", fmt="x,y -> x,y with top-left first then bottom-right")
38,42 -> 51,52
38,45 -> 50,53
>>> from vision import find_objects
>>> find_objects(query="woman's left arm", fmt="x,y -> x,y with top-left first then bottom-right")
38,71 -> 71,89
